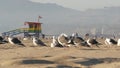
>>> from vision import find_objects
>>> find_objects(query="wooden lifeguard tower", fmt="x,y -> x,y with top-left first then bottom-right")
23,16 -> 42,37
24,22 -> 42,37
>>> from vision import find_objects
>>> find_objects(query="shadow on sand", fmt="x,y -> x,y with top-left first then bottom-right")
75,58 -> 120,66
22,59 -> 55,64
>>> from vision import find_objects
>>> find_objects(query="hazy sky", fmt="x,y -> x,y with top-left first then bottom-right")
30,0 -> 120,11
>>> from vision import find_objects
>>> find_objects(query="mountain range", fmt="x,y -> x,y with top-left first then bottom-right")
0,0 -> 120,36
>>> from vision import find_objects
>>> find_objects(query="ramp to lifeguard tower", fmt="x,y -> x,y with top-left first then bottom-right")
2,28 -> 27,36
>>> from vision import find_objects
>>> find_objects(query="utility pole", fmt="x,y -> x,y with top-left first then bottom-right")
101,27 -> 104,35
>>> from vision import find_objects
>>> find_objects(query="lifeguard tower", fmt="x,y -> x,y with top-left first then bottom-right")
23,22 -> 42,37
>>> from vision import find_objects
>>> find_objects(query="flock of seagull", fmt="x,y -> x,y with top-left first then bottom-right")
0,33 -> 120,48
0,36 -> 46,47
51,33 -> 99,48
51,33 -> 120,48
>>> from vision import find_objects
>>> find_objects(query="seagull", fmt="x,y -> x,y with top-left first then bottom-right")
50,36 -> 61,47
8,36 -> 25,47
86,38 -> 99,47
0,36 -> 8,44
32,37 -> 46,46
58,33 -> 72,47
0,36 -> 3,42
73,36 -> 86,46
0,36 -> 3,44
117,39 -> 120,46
105,38 -> 117,45
71,33 -> 86,46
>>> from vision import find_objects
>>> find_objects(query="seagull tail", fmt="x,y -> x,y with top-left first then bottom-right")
19,43 -> 25,47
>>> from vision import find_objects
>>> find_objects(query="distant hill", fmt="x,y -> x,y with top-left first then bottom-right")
0,0 -> 120,35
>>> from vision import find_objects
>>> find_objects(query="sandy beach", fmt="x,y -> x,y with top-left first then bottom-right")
0,38 -> 120,68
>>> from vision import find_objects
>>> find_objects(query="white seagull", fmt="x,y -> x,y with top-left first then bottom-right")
117,39 -> 120,46
58,33 -> 71,47
105,38 -> 117,45
86,38 -> 99,47
0,36 -> 8,44
8,36 -> 25,47
71,33 -> 85,46
50,36 -> 60,47
33,37 -> 46,46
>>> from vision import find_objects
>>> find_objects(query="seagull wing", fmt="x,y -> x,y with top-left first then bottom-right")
36,39 -> 46,46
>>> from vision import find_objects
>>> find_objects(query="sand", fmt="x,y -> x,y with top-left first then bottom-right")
0,38 -> 120,68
